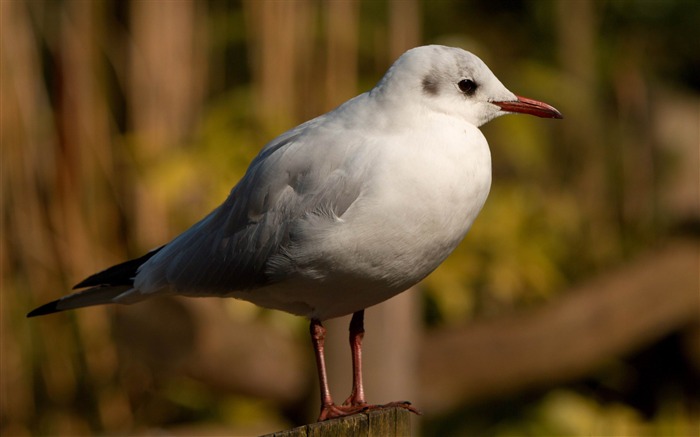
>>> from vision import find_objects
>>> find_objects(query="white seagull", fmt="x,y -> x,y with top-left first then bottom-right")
28,45 -> 562,421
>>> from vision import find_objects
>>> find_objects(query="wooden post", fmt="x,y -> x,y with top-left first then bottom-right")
262,407 -> 412,437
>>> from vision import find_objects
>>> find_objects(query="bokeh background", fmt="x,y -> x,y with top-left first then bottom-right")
2,0 -> 699,435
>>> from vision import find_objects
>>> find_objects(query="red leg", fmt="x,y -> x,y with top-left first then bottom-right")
343,310 -> 367,406
310,319 -> 333,412
310,318 -> 368,421
310,316 -> 421,421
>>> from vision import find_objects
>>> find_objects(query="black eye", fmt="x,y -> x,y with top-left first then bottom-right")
458,79 -> 477,95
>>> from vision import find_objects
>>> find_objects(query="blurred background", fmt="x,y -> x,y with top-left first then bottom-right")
2,0 -> 699,435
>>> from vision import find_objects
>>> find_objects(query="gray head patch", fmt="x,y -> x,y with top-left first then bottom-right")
422,73 -> 440,96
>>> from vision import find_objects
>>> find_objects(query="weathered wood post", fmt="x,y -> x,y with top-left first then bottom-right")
262,407 -> 412,437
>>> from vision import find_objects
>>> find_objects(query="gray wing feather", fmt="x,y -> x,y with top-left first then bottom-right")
134,116 -> 368,297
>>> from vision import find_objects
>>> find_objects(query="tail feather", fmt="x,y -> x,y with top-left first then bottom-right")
27,245 -> 165,318
27,286 -> 131,317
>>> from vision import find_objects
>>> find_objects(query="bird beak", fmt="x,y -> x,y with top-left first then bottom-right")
493,95 -> 563,119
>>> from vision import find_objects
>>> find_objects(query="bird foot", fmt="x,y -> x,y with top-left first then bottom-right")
318,400 -> 421,421
318,403 -> 369,421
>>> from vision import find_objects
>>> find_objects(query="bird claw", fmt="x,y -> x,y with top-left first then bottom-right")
367,400 -> 422,416
318,403 -> 369,421
318,400 -> 421,421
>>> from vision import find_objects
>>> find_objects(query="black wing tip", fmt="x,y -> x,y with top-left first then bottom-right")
26,300 -> 62,318
72,270 -> 114,289
72,277 -> 92,290
71,246 -> 166,290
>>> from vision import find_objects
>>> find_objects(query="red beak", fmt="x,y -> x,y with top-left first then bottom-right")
493,95 -> 563,119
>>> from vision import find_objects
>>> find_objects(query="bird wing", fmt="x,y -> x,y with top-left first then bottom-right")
132,114 -> 371,298
26,95 -> 375,316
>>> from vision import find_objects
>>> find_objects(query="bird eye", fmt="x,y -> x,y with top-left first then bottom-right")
457,79 -> 477,95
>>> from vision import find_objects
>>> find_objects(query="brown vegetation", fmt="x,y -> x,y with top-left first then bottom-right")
2,1 -> 698,435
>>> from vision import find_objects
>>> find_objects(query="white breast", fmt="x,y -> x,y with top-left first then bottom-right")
343,117 -> 492,284
243,116 -> 492,320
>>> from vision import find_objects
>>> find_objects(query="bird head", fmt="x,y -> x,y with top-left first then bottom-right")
374,45 -> 562,127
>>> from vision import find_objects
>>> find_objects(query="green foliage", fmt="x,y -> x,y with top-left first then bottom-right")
424,389 -> 699,437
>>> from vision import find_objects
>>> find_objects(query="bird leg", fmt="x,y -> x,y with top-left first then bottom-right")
310,319 -> 333,416
310,314 -> 421,421
343,309 -> 367,407
341,310 -> 421,416
310,318 -> 368,421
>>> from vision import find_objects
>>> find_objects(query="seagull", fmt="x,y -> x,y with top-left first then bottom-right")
28,45 -> 562,421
